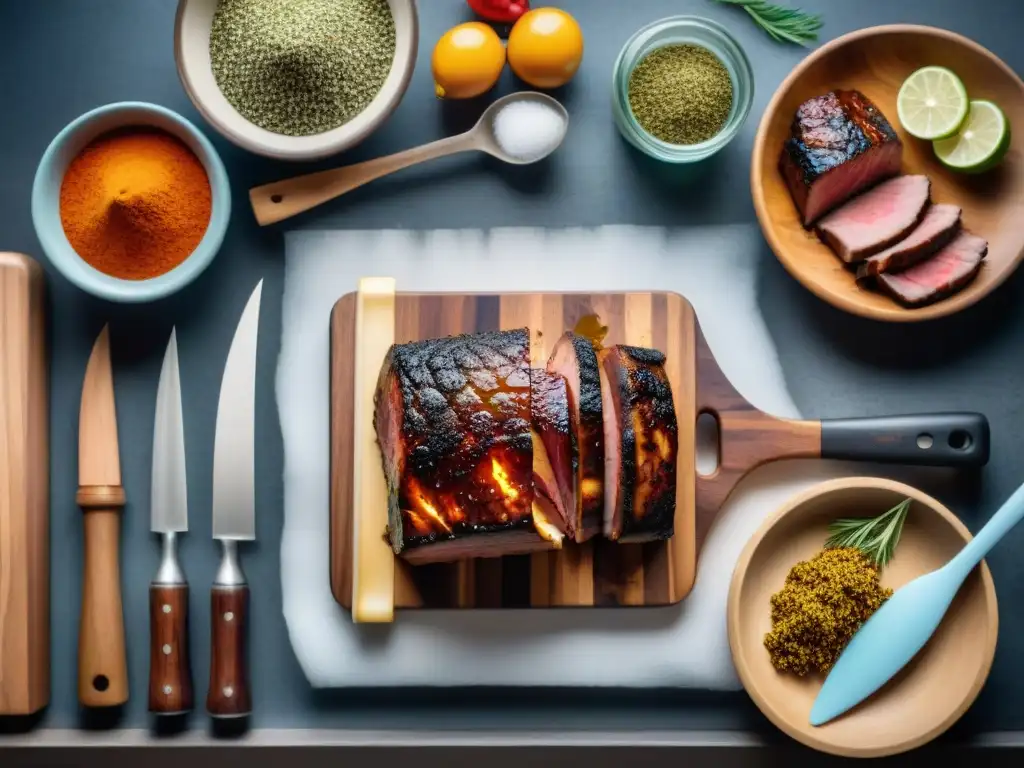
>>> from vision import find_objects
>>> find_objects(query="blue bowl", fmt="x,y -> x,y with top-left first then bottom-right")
31,101 -> 230,303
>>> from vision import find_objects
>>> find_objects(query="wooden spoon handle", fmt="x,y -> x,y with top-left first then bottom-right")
249,134 -> 474,226
78,506 -> 129,707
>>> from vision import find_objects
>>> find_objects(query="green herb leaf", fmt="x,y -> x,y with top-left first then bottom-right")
824,497 -> 911,567
711,0 -> 823,46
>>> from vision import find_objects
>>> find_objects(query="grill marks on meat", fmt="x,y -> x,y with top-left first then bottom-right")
856,204 -> 962,279
375,328 -> 562,564
598,345 -> 678,543
780,90 -> 903,226
877,231 -> 988,307
816,175 -> 931,263
530,368 -> 577,539
547,333 -> 604,542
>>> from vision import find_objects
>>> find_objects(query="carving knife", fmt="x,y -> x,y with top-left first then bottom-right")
77,324 -> 128,706
208,280 -> 263,718
149,328 -> 193,715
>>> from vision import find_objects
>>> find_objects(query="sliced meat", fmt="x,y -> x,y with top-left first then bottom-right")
598,345 -> 678,543
374,328 -> 560,565
530,368 -> 577,539
779,89 -> 903,226
856,203 -> 962,279
816,175 -> 931,263
877,231 -> 988,308
547,332 -> 604,542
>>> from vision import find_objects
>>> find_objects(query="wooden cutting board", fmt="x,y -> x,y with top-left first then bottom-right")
329,290 -> 823,610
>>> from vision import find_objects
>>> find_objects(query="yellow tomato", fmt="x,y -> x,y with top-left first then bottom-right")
432,22 -> 506,100
507,8 -> 583,89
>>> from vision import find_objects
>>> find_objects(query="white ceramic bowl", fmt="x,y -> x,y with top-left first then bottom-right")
174,0 -> 419,161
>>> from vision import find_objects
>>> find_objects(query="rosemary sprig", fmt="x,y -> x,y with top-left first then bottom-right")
824,497 -> 911,568
711,0 -> 823,46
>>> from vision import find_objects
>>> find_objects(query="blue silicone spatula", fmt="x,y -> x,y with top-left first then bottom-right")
810,481 -> 1024,727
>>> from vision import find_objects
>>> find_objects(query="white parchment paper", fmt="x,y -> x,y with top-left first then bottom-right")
277,225 -> 854,688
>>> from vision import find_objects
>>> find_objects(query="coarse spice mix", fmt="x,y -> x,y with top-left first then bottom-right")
628,43 -> 734,145
209,0 -> 397,137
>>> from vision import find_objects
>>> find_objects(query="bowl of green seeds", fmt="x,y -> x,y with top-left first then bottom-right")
175,0 -> 419,161
612,16 -> 754,163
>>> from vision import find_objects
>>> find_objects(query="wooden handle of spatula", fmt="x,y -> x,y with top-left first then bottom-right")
77,488 -> 129,707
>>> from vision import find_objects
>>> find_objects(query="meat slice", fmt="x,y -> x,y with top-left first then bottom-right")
374,328 -> 561,565
598,345 -> 678,543
779,89 -> 903,226
816,175 -> 931,263
530,368 -> 577,539
856,203 -> 962,279
877,231 -> 988,308
547,332 -> 604,542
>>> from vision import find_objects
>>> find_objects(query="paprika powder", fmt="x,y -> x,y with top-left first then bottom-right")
59,127 -> 212,281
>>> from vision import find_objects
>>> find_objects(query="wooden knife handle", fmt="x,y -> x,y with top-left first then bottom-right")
207,585 -> 250,717
77,498 -> 128,707
149,584 -> 193,714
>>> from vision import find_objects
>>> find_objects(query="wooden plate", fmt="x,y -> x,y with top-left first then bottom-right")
728,477 -> 998,758
751,25 -> 1024,322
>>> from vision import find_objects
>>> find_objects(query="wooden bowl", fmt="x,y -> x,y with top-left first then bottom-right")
751,25 -> 1024,322
727,477 -> 998,758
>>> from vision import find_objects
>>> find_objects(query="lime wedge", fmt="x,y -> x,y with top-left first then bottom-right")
933,100 -> 1011,173
896,66 -> 969,140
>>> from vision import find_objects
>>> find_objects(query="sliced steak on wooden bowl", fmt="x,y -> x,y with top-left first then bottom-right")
779,89 -> 903,227
857,204 -> 962,279
877,231 -> 989,308
817,175 -> 931,263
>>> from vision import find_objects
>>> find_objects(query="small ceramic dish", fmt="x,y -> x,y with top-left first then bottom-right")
752,24 -> 1024,322
174,0 -> 418,162
612,15 -> 754,163
31,101 -> 230,304
728,477 -> 998,758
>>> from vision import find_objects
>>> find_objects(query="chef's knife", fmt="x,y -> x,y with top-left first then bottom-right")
208,280 -> 262,718
149,328 -> 193,715
77,324 -> 129,707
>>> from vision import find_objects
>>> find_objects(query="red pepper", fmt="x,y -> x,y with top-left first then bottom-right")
466,0 -> 530,24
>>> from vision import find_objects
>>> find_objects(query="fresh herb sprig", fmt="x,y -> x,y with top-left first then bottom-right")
711,0 -> 823,46
824,498 -> 911,567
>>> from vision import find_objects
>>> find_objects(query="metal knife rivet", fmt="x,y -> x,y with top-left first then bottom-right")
162,604 -> 172,614
162,643 -> 172,655
163,685 -> 173,695
223,686 -> 234,698
224,611 -> 234,622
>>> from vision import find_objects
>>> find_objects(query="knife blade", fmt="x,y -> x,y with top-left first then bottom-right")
76,324 -> 129,707
207,280 -> 262,718
149,328 -> 193,715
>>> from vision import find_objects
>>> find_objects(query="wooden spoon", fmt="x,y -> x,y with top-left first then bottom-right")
249,92 -> 569,227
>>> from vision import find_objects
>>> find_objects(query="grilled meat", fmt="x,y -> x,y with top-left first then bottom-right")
817,175 -> 931,263
374,328 -> 562,565
530,368 -> 577,539
857,203 -> 962,279
598,345 -> 678,543
877,231 -> 988,308
547,333 -> 604,542
780,90 -> 903,226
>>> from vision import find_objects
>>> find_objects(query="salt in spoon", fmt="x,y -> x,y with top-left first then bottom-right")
810,479 -> 1024,726
249,91 -> 568,227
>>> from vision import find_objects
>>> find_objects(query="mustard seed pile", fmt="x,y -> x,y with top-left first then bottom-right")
627,44 -> 734,145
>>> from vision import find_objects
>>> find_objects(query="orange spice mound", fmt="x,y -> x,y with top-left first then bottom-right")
59,128 -> 212,281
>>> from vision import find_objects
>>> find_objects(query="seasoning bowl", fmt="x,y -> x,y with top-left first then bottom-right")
612,15 -> 754,163
174,0 -> 419,162
728,477 -> 997,758
31,101 -> 230,303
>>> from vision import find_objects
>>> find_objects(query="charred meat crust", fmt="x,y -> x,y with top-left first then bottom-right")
602,345 -> 677,543
530,368 -> 578,536
374,328 -> 540,554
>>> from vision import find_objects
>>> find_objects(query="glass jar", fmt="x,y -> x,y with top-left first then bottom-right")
612,15 -> 755,163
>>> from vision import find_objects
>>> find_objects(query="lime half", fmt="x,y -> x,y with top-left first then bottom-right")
933,100 -> 1011,173
896,66 -> 969,140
